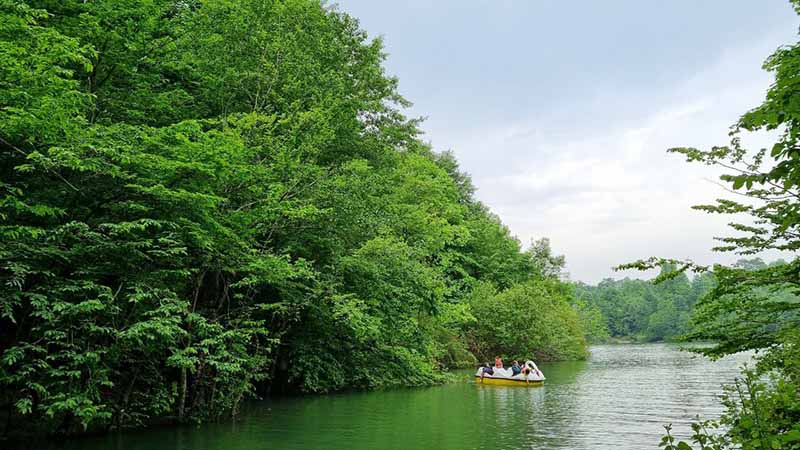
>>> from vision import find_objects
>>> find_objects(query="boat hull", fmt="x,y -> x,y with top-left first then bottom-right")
474,376 -> 544,387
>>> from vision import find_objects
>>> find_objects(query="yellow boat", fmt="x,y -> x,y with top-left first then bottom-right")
475,376 -> 544,387
474,360 -> 545,387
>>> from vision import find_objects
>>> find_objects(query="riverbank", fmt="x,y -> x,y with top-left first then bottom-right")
593,336 -> 680,345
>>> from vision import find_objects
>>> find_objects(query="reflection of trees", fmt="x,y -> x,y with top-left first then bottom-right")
475,359 -> 587,449
46,347 -> 754,450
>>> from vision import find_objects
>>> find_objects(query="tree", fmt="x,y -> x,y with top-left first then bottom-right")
0,0 -> 588,436
467,279 -> 587,363
619,1 -> 800,446
527,237 -> 567,279
571,267 -> 707,343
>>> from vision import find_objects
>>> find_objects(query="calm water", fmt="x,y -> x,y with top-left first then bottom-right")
23,343 -> 750,450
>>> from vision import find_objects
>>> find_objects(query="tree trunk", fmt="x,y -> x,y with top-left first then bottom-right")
177,367 -> 187,421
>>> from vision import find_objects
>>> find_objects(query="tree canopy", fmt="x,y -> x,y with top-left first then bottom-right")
573,266 -> 714,343
0,0 -> 587,436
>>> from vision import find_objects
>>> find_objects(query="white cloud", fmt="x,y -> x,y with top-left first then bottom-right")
337,0 -> 797,282
432,33 -> 794,282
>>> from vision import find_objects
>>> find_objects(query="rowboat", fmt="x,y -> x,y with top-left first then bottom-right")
474,360 -> 545,386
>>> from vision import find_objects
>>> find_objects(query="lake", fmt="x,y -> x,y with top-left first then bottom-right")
23,343 -> 750,450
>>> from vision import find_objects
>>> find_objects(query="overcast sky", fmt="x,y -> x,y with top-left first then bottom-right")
336,0 -> 798,283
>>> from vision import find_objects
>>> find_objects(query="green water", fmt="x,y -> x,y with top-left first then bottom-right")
21,344 -> 750,450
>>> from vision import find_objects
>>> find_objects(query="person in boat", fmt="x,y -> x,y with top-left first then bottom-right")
511,360 -> 521,377
494,356 -> 503,368
520,361 -> 534,384
480,362 -> 494,381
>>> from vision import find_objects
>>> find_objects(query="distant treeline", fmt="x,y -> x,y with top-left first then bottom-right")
571,259 -> 786,343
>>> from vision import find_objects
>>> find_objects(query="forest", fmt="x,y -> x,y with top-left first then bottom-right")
3,0 -> 800,447
573,267 -> 712,343
0,0 -> 589,435
572,259 -> 787,344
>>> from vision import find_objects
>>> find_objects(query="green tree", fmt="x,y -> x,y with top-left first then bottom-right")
571,266 -> 707,343
619,1 -> 800,447
0,0 -> 589,436
467,279 -> 588,362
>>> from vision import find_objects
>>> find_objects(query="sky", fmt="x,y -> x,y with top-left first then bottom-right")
336,0 -> 799,283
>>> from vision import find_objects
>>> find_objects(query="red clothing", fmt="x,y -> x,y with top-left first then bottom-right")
494,357 -> 503,368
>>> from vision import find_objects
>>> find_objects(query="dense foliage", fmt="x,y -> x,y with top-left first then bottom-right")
572,266 -> 714,343
621,1 -> 800,447
0,0 -> 587,435
468,280 -> 587,362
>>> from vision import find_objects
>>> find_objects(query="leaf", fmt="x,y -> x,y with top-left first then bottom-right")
15,398 -> 32,415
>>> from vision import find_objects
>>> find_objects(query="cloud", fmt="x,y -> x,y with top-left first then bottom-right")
337,0 -> 797,282
437,33 -> 792,282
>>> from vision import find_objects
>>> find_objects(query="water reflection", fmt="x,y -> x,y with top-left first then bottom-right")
476,383 -> 548,449
21,344 -> 750,450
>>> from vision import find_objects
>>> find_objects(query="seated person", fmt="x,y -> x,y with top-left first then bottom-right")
480,363 -> 494,381
494,356 -> 503,368
511,360 -> 521,376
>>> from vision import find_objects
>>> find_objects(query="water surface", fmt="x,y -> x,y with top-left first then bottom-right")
27,343 -> 750,450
